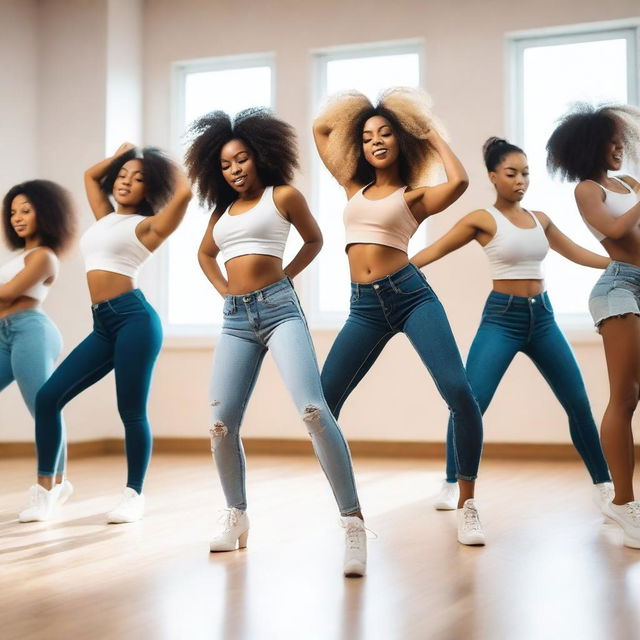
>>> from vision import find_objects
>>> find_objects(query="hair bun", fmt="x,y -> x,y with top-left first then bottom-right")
482,136 -> 508,156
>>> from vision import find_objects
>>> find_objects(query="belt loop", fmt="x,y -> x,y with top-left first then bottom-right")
613,262 -> 620,277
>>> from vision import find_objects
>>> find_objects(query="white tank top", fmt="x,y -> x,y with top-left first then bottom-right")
482,206 -> 549,280
79,213 -> 151,279
0,248 -> 53,302
582,177 -> 639,242
213,186 -> 290,263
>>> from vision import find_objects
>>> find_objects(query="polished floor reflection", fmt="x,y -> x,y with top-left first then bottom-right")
2,454 -> 640,640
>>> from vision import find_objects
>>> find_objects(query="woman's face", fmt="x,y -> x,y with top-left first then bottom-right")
489,152 -> 529,202
113,159 -> 146,207
605,131 -> 624,172
220,139 -> 261,194
10,194 -> 39,242
362,115 -> 400,169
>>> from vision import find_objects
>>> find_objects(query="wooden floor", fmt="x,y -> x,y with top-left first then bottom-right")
2,454 -> 640,640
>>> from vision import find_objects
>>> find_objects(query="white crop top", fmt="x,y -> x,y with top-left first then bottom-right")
213,187 -> 290,263
0,248 -> 53,302
482,206 -> 549,280
79,213 -> 151,279
582,177 -> 639,242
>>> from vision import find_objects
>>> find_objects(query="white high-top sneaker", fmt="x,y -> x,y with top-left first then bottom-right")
341,516 -> 367,577
209,507 -> 249,552
457,499 -> 486,546
603,501 -> 640,549
58,479 -> 74,505
18,484 -> 63,522
107,488 -> 145,524
434,480 -> 459,511
592,482 -> 614,513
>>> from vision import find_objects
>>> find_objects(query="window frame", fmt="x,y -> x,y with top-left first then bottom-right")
153,52 -> 276,338
307,39 -> 425,328
507,21 -> 640,333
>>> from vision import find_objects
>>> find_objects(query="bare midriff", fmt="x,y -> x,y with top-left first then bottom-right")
87,271 -> 136,304
602,229 -> 640,268
491,279 -> 545,297
347,244 -> 410,283
0,296 -> 41,319
224,254 -> 286,295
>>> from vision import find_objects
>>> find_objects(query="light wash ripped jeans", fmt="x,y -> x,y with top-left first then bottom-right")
209,277 -> 360,516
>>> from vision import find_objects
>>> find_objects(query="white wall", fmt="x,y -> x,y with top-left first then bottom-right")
0,0 -> 637,449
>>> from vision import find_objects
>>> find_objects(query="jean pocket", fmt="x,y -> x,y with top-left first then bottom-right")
484,297 -> 512,315
222,297 -> 236,317
262,289 -> 295,308
106,299 -> 145,315
393,270 -> 429,295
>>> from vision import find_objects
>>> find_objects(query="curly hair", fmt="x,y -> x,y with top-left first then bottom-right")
184,107 -> 299,212
318,87 -> 447,187
100,147 -> 177,216
2,180 -> 76,253
482,137 -> 525,171
546,103 -> 640,182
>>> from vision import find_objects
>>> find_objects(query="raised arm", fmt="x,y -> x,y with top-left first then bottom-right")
0,248 -> 57,306
410,210 -> 486,268
575,180 -> 640,240
198,212 -> 228,298
84,142 -> 136,220
137,165 -> 192,252
274,186 -> 323,280
534,211 -> 610,269
409,129 -> 469,221
312,94 -> 368,195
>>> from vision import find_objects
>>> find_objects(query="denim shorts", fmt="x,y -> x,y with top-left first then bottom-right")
589,261 -> 640,331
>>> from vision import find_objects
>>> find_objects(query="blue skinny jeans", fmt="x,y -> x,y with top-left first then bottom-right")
445,291 -> 611,484
321,264 -> 483,481
35,289 -> 162,493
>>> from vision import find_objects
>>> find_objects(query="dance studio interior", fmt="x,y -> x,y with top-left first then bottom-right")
2,1 -> 640,638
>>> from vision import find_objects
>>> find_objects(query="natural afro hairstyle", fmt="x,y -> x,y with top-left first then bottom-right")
482,137 -> 525,172
3,180 -> 76,253
100,147 -> 177,216
184,107 -> 299,212
546,103 -> 640,182
317,87 -> 447,187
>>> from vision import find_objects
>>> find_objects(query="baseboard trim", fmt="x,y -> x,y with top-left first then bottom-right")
2,437 -> 636,461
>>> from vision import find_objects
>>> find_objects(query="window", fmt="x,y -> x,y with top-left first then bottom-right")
165,55 -> 274,334
310,42 -> 423,325
511,26 -> 638,326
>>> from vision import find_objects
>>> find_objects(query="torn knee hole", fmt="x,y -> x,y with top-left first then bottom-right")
302,405 -> 321,423
209,422 -> 228,451
210,400 -> 220,407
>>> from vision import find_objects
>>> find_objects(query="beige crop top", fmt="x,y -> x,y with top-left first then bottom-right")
343,185 -> 419,252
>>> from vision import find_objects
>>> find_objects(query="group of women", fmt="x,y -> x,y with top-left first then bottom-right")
2,87 -> 640,577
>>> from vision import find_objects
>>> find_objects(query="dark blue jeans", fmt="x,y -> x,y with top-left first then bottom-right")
321,264 -> 483,481
35,289 -> 162,493
445,291 -> 611,484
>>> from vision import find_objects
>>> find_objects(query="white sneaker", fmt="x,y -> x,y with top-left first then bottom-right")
58,479 -> 74,505
18,484 -> 62,522
341,516 -> 367,577
434,480 -> 459,511
107,488 -> 145,524
603,501 -> 640,549
457,499 -> 486,546
209,507 -> 249,552
593,482 -> 614,512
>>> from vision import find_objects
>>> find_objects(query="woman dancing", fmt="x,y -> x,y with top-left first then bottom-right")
410,137 -> 612,512
547,104 -> 640,547
1,180 -> 75,502
20,142 -> 191,524
185,108 -> 366,576
313,88 -> 485,546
